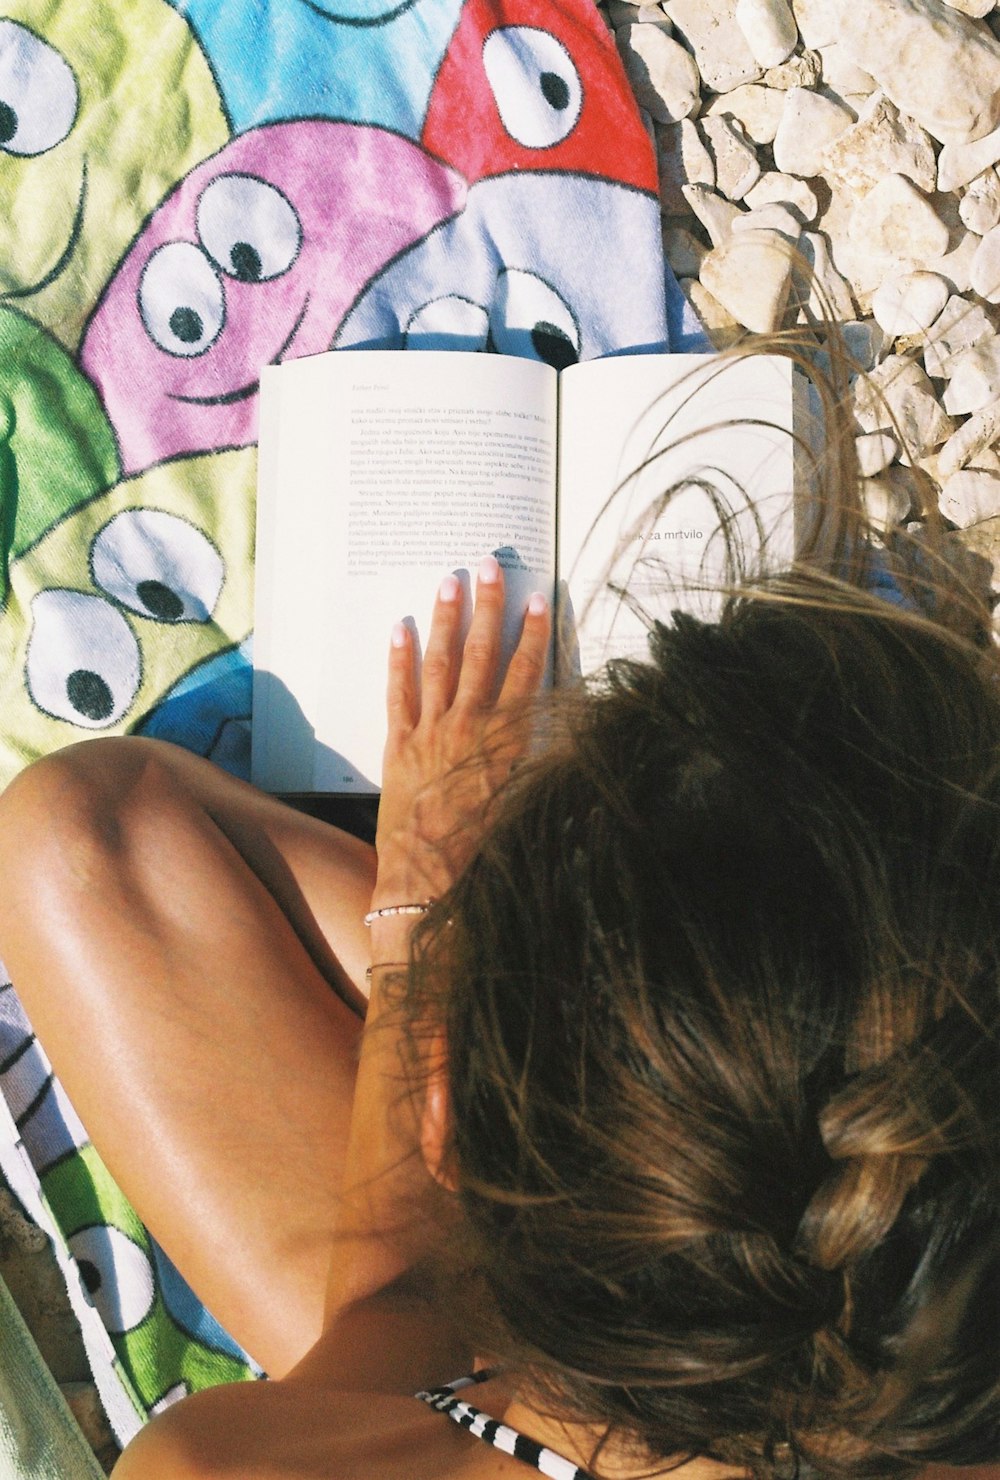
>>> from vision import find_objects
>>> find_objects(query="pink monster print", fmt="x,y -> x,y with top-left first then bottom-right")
421,0 -> 657,193
81,122 -> 466,472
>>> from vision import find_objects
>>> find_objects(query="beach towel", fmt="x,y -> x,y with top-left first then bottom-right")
0,0 -> 679,1446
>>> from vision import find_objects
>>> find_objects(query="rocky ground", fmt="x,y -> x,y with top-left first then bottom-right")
0,1184 -> 119,1471
5,0 -> 1000,1470
608,0 -> 1000,615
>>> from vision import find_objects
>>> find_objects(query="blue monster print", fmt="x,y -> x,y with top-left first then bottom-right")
166,0 -> 465,138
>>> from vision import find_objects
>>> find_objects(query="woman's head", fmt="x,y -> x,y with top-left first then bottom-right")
406,578 -> 1000,1478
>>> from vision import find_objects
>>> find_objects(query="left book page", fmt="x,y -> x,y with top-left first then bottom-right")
252,350 -> 558,795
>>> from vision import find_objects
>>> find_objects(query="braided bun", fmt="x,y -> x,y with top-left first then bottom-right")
406,578 -> 1000,1478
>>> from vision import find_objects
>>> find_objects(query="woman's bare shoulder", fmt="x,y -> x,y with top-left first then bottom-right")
110,1375 -> 516,1480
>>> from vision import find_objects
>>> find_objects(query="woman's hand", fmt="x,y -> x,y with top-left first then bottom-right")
372,555 -> 551,913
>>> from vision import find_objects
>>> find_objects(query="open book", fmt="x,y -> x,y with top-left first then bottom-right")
252,349 -> 803,794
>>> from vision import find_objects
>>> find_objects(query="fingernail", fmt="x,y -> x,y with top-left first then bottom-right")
527,591 -> 548,616
391,622 -> 408,649
439,573 -> 460,603
478,554 -> 501,584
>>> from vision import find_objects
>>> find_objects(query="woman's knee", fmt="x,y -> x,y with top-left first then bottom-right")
0,738 -> 178,896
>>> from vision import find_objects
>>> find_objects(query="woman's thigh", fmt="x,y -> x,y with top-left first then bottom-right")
0,737 -> 378,1377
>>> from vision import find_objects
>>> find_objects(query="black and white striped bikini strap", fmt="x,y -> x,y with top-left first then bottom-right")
415,1371 -> 596,1480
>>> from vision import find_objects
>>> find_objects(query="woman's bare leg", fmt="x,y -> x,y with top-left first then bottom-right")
0,737 -> 378,1377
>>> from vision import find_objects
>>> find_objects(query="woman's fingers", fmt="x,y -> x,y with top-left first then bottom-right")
385,619 -> 418,734
498,590 -> 551,706
418,571 -> 466,720
454,554 -> 506,710
387,561 -> 551,734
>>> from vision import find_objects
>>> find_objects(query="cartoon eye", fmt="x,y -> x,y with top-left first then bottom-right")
490,270 -> 581,369
26,590 -> 141,728
68,1225 -> 155,1334
91,510 -> 225,624
0,21 -> 78,157
404,296 -> 489,351
139,242 -> 225,357
196,174 -> 301,283
482,27 -> 583,149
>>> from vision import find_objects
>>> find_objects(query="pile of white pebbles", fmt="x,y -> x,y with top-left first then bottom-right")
603,0 -> 1000,613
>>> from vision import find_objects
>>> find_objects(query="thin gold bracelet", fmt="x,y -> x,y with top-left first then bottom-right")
365,961 -> 409,983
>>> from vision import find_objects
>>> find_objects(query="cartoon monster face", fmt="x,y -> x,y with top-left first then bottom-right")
0,1 -> 227,349
0,448 -> 256,790
421,0 -> 658,193
165,0 -> 464,137
80,122 -> 466,473
0,306 -> 119,597
43,1144 -> 258,1412
335,172 -> 669,363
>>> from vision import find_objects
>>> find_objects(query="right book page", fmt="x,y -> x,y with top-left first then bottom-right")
556,353 -> 800,679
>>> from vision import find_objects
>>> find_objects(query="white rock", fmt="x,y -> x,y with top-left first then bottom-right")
772,87 -> 854,177
798,230 -> 857,320
698,114 -> 762,200
820,92 -> 937,194
703,84 -> 786,144
657,118 -> 716,213
861,469 -> 915,529
662,222 -> 710,277
763,49 -> 822,89
790,0 -> 839,46
848,174 -> 950,264
971,447 -> 1000,476
682,182 -> 744,245
948,516 -> 1000,597
871,271 -> 951,337
680,276 -> 746,348
923,294 -> 997,376
732,201 -> 803,237
928,224 -> 983,294
834,0 -> 1000,146
960,168 -> 1000,235
856,430 -> 899,475
662,0 -> 764,92
937,396 -> 1000,478
734,0 -> 799,67
744,171 -> 819,222
699,228 -> 797,331
854,354 -> 956,456
942,335 -> 1000,414
970,224 -> 1000,301
841,318 -> 888,369
939,468 -> 1000,526
616,24 -> 701,122
607,0 -> 644,24
815,41 -> 877,97
940,0 -> 996,17
937,122 -> 1000,192
638,1 -> 674,20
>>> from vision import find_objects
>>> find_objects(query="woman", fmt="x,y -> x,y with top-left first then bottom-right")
0,489 -> 997,1476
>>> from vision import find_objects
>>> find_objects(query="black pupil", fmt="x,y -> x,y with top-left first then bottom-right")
531,321 -> 578,371
0,101 -> 16,144
540,71 -> 570,111
230,241 -> 263,282
66,670 -> 114,722
137,580 -> 184,622
170,306 -> 204,344
79,1260 -> 101,1296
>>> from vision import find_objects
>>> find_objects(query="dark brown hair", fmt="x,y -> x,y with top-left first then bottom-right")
407,581 -> 1000,1478
400,329 -> 1000,1478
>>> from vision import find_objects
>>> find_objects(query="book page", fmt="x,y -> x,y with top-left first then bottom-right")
557,354 -> 797,679
253,350 -> 557,794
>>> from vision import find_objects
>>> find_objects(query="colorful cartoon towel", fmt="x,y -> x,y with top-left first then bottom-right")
0,0 -> 676,1449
